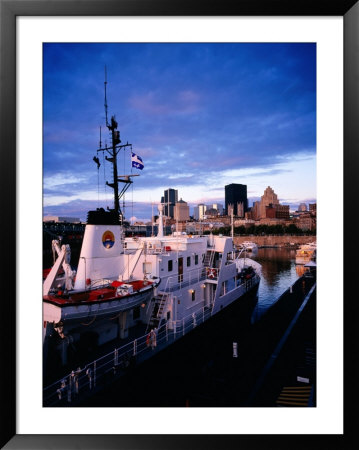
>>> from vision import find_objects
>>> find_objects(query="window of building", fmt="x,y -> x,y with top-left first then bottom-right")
168,260 -> 173,272
167,311 -> 171,320
191,290 -> 196,301
195,254 -> 198,265
187,256 -> 191,267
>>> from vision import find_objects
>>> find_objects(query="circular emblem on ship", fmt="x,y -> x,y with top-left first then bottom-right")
102,230 -> 115,249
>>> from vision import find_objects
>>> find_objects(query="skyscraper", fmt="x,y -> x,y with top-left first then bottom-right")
161,188 -> 178,218
259,186 -> 279,218
225,184 -> 248,217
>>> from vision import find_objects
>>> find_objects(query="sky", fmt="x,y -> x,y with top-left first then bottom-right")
43,43 -> 316,223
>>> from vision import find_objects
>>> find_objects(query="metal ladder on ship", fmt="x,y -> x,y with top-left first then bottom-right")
146,292 -> 170,332
203,249 -> 215,277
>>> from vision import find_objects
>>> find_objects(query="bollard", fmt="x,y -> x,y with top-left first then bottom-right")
94,361 -> 97,387
86,367 -> 92,390
114,348 -> 118,366
67,373 -> 72,402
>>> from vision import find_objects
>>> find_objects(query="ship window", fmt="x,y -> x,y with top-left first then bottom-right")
187,256 -> 191,267
190,290 -> 196,301
168,260 -> 173,272
195,254 -> 199,265
167,311 -> 171,320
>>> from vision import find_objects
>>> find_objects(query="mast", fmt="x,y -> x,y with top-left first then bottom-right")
95,69 -> 133,224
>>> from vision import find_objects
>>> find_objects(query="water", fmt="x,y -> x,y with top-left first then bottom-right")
248,247 -> 301,321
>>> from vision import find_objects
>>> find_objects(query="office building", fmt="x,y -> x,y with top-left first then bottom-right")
259,186 -> 279,219
160,188 -> 178,218
225,184 -> 248,217
174,199 -> 190,222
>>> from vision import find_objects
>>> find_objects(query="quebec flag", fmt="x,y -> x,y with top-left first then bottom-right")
131,152 -> 144,170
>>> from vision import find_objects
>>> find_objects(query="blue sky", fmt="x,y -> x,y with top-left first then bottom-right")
43,43 -> 316,222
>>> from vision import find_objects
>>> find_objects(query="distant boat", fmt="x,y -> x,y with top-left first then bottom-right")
240,241 -> 258,252
295,242 -> 316,265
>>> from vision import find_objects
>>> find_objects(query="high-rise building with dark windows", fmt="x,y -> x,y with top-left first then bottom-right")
161,188 -> 178,218
225,183 -> 248,217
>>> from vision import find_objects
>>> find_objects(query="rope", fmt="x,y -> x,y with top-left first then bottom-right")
109,312 -> 122,320
131,145 -> 134,223
80,315 -> 97,326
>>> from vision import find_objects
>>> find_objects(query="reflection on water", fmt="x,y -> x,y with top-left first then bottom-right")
245,247 -> 305,321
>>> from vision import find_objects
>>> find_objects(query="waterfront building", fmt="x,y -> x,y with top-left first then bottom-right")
193,203 -> 207,220
259,217 -> 287,226
234,219 -> 255,227
205,207 -> 219,217
43,215 -> 81,223
251,201 -> 261,220
174,199 -> 190,222
161,188 -> 178,218
265,204 -> 277,219
225,184 -> 248,216
298,202 -> 308,212
309,203 -> 317,215
186,221 -> 225,234
276,204 -> 290,220
259,186 -> 279,219
295,215 -> 315,231
211,203 -> 224,215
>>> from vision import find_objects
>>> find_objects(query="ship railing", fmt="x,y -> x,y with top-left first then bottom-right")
43,303 -> 213,407
159,266 -> 207,293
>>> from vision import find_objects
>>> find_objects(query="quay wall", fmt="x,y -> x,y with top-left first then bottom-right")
233,235 -> 316,248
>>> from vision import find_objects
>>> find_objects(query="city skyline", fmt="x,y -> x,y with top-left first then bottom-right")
43,43 -> 316,222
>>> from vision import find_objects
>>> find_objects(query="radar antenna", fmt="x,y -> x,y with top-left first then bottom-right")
96,69 -> 135,224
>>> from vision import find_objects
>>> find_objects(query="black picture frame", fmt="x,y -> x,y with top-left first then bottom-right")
1,0 -> 357,448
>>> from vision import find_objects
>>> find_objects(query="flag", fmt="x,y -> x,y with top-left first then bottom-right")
131,152 -> 144,170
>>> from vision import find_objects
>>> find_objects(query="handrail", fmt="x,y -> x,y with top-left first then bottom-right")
43,299 -> 220,406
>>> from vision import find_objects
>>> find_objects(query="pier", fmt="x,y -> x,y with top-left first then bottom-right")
234,235 -> 316,248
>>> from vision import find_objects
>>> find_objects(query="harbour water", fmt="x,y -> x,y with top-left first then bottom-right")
249,247 -> 302,321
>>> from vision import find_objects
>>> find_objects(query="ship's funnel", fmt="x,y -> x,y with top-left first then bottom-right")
74,224 -> 124,291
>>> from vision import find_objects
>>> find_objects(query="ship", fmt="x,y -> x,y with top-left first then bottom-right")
295,242 -> 316,265
239,241 -> 258,252
43,78 -> 262,405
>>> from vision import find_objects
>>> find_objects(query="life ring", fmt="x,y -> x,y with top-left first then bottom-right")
207,268 -> 217,279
